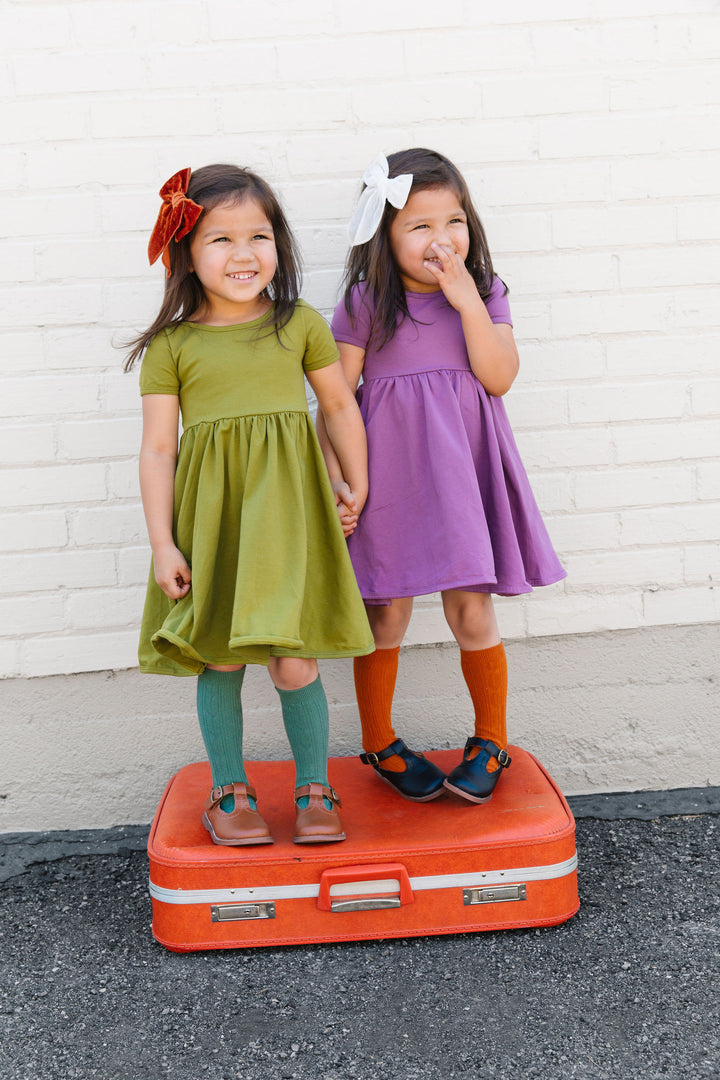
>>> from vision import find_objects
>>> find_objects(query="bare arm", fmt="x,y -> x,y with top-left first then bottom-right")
313,345 -> 366,533
308,354 -> 367,530
425,243 -> 519,396
460,309 -> 518,397
139,394 -> 191,599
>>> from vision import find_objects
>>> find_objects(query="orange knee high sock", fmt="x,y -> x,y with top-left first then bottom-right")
353,647 -> 405,771
460,643 -> 508,772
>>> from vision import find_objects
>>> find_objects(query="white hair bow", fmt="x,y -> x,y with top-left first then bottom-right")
347,154 -> 413,247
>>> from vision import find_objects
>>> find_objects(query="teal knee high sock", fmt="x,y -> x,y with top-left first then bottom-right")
196,668 -> 249,811
276,676 -> 330,808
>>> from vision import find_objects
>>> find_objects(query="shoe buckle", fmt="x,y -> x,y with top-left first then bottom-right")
497,749 -> 511,768
364,752 -> 380,767
328,786 -> 342,806
210,786 -> 224,802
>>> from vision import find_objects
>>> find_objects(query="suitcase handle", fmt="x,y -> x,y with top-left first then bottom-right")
317,863 -> 414,913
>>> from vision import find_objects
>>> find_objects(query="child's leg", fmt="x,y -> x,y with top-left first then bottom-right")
354,599 -> 446,801
270,657 -> 328,790
460,643 -> 507,769
355,598 -> 413,770
441,590 -> 506,759
196,665 -> 248,810
270,657 -> 344,841
442,591 -> 511,801
199,664 -> 272,846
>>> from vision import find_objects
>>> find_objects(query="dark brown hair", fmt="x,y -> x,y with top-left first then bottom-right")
124,164 -> 301,370
342,148 -> 504,349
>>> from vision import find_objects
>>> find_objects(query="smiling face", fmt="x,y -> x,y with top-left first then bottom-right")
388,185 -> 471,293
188,198 -> 278,324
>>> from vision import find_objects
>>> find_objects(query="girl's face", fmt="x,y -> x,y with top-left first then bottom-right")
388,186 -> 470,293
188,198 -> 277,324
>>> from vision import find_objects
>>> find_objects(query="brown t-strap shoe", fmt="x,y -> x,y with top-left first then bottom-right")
294,783 -> 346,844
202,782 -> 273,846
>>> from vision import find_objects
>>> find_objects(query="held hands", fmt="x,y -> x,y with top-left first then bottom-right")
333,480 -> 364,538
153,542 -> 192,600
424,243 -> 482,314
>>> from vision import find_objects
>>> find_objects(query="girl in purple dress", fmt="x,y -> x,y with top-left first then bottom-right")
319,149 -> 566,805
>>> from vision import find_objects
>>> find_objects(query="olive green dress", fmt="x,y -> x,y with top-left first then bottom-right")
138,301 -> 374,675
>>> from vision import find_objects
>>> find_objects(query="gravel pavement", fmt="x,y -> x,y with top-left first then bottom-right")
1,790 -> 719,1080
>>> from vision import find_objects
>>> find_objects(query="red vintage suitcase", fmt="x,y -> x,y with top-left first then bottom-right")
148,747 -> 579,951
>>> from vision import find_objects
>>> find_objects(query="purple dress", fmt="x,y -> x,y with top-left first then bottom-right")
331,280 -> 566,603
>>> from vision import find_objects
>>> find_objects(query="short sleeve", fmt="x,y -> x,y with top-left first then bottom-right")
330,285 -> 374,349
484,276 -> 513,326
300,303 -> 341,372
139,330 -> 180,396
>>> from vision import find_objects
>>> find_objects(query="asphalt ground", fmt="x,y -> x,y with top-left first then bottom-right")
1,788 -> 719,1080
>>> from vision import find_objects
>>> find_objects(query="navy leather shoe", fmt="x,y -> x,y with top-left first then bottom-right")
443,738 -> 511,803
360,738 -> 446,801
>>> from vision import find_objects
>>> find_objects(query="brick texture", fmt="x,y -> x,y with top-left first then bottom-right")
2,1 -> 718,678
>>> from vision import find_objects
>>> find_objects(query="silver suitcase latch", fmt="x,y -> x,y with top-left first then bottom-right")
463,884 -> 527,905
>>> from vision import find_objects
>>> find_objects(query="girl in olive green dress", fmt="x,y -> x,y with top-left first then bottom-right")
125,165 -> 374,847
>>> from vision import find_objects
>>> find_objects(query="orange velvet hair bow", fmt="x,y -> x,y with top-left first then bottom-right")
147,168 -> 203,273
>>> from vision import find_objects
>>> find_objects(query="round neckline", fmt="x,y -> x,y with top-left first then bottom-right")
182,311 -> 270,331
405,289 -> 448,301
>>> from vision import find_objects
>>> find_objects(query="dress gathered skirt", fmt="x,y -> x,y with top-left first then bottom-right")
351,367 -> 566,602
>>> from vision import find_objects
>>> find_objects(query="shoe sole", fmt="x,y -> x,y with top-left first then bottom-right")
293,832 -> 346,844
375,771 -> 446,802
202,812 -> 274,846
442,779 -> 492,804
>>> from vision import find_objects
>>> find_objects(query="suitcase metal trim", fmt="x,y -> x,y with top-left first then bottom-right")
149,853 -> 577,905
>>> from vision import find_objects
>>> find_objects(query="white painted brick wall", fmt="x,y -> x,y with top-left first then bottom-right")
2,0 -> 719,679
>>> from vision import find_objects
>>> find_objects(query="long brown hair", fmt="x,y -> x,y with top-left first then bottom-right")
342,148 -> 503,349
124,164 -> 301,371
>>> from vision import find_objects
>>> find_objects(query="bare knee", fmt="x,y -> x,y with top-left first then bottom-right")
268,656 -> 318,691
366,598 -> 413,649
442,591 -> 499,651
